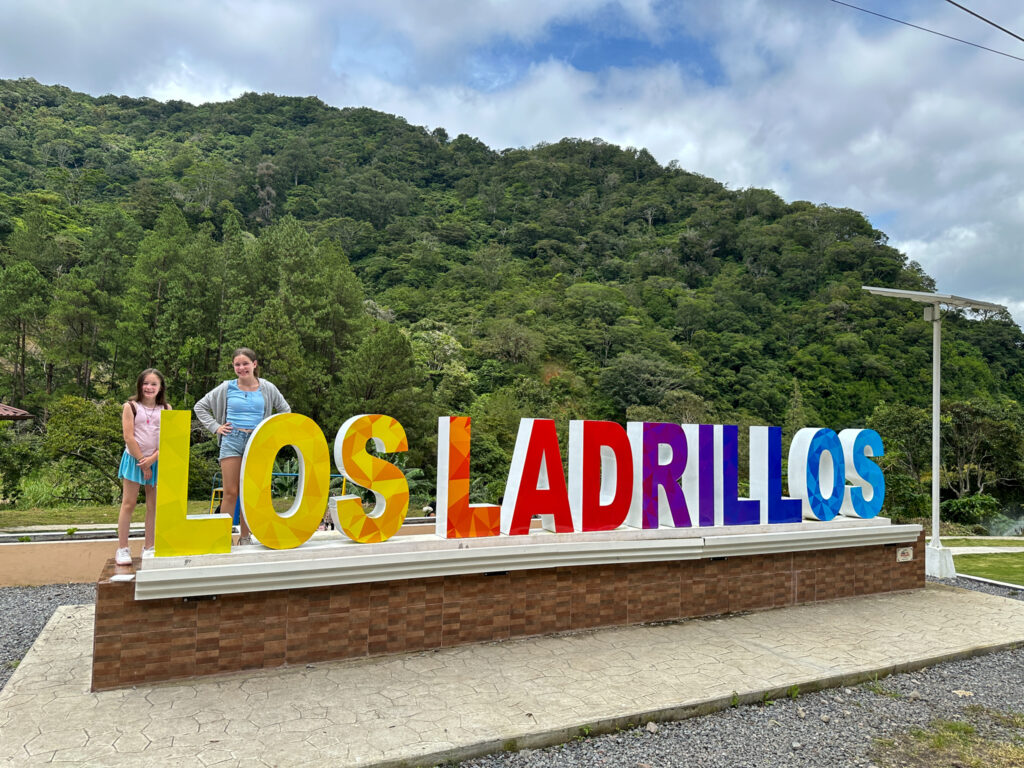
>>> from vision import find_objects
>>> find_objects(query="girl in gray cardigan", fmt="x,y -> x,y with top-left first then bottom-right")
194,347 -> 290,545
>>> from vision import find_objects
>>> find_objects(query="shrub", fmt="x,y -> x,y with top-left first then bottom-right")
0,423 -> 43,504
940,494 -> 1001,526
188,439 -> 220,500
881,473 -> 929,522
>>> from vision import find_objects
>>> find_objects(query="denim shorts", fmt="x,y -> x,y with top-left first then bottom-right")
219,429 -> 253,460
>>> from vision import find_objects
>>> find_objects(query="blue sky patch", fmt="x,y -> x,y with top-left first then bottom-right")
466,12 -> 725,91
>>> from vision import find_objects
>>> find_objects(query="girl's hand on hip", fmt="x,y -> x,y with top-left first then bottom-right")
216,423 -> 232,436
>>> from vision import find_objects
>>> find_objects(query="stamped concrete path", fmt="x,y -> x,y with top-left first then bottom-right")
3,584 -> 1024,767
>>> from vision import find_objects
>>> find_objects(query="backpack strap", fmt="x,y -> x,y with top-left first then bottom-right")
128,401 -> 136,417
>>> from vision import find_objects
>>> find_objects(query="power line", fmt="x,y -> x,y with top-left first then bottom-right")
829,0 -> 1024,64
942,0 -> 1024,46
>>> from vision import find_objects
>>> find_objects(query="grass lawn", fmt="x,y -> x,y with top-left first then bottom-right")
0,500 -> 216,529
935,538 -> 1024,548
954,552 -> 1024,586
871,713 -> 1024,768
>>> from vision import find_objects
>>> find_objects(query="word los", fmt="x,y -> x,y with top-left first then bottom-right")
153,412 -> 885,557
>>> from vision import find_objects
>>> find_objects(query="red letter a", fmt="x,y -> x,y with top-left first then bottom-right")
501,419 -> 573,535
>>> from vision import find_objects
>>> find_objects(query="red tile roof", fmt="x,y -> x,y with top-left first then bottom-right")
0,404 -> 33,420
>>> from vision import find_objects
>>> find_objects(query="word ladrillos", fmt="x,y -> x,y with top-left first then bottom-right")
152,412 -> 884,557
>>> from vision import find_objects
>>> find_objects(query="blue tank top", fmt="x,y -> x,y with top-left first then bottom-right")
226,381 -> 265,430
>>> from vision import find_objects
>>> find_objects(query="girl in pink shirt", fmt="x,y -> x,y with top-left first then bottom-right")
114,369 -> 170,566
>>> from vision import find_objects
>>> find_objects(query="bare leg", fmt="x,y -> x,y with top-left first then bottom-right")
118,479 -> 141,549
220,456 -> 245,539
143,483 -> 157,549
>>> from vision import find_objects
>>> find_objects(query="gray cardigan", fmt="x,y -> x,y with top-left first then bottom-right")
193,379 -> 291,439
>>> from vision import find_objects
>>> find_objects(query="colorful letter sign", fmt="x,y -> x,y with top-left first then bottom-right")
436,416 -> 500,538
568,420 -> 633,532
154,410 -> 232,557
626,421 -> 691,529
152,411 -> 887,556
789,428 -> 846,521
240,413 -> 331,550
749,426 -> 803,525
501,419 -> 574,535
840,428 -> 885,519
331,414 -> 409,544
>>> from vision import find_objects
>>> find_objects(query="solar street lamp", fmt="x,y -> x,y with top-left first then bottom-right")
862,286 -> 1006,578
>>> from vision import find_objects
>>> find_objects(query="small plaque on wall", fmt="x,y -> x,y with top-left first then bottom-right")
896,547 -> 914,562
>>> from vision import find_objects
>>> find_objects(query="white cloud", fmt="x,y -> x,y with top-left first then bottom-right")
144,59 -> 252,105
0,0 -> 1022,325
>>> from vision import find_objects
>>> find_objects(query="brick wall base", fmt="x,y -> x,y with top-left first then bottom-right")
91,535 -> 924,691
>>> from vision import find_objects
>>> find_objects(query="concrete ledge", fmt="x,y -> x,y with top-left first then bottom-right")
92,532 -> 926,690
0,539 -> 144,587
134,520 -> 922,600
0,518 -> 437,587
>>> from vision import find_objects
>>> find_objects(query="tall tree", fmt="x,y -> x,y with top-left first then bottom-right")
0,262 -> 48,404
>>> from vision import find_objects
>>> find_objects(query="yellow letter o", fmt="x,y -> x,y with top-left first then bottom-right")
241,413 -> 331,550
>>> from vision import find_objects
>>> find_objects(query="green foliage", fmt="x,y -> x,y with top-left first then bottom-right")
42,396 -> 123,503
867,402 -> 931,521
941,400 -> 1024,499
0,423 -> 43,503
940,494 -> 1001,526
871,713 -> 1024,768
0,78 -> 1021,507
882,473 -> 930,522
865,679 -> 902,699
188,440 -> 221,501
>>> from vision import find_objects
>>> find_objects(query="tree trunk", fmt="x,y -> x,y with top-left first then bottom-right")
16,323 -> 27,405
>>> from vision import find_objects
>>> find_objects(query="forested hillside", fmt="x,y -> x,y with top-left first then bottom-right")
1,77 -> 1021,519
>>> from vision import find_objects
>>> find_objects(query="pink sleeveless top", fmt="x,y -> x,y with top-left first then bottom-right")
129,403 -> 165,457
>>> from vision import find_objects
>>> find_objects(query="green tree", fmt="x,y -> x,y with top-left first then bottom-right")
0,422 -> 43,503
0,261 -> 48,404
867,401 -> 932,520
43,395 -> 123,501
783,380 -> 821,442
116,203 -> 193,384
941,399 -> 1024,499
337,322 -> 434,467
242,296 -> 311,417
599,352 -> 688,415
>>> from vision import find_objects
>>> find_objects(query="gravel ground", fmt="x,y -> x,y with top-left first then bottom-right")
0,578 -> 1021,766
0,582 -> 94,691
458,577 -> 1024,768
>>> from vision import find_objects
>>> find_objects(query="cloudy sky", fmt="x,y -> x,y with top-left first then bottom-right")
2,0 -> 1022,325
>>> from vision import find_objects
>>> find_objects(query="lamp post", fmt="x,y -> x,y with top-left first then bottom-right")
862,286 -> 1006,578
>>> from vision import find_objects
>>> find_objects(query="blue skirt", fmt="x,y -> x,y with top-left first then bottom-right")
118,450 -> 159,486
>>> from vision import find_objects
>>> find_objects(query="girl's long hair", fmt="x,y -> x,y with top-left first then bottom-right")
131,368 -> 167,406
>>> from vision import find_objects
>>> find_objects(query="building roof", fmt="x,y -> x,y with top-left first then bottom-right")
0,404 -> 34,420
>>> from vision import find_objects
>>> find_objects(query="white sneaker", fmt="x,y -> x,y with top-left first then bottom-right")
142,547 -> 154,558
114,547 -> 132,566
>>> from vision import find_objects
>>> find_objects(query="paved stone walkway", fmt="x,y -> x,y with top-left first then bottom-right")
3,584 -> 1024,767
